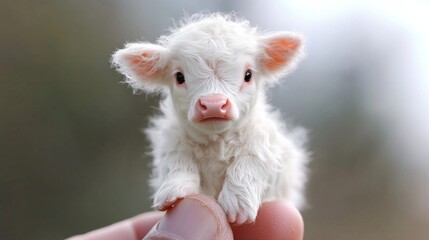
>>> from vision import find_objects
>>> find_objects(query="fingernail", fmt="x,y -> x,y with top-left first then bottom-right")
144,198 -> 220,240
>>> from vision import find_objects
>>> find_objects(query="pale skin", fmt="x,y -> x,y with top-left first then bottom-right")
67,194 -> 304,240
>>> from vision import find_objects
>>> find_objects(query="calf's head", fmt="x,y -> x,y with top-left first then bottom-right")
112,14 -> 304,134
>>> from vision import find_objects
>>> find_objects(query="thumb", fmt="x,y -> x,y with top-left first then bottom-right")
143,194 -> 233,240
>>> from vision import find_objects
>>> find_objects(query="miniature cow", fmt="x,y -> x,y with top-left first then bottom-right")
112,13 -> 309,225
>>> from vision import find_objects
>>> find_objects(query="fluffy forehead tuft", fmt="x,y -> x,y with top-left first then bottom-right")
158,13 -> 260,65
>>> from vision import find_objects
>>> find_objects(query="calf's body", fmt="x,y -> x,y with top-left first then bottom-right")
112,13 -> 309,224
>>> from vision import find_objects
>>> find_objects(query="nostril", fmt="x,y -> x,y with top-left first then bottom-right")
199,100 -> 208,111
220,99 -> 229,112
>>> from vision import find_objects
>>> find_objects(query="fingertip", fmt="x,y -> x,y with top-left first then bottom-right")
279,202 -> 304,240
232,201 -> 304,240
131,211 -> 165,239
144,194 -> 233,240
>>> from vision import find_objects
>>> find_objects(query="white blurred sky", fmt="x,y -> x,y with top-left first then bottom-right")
287,0 -> 429,216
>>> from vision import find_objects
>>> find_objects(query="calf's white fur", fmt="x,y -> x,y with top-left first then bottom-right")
112,13 -> 309,224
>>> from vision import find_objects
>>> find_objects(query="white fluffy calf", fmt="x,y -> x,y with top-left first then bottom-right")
112,13 -> 309,224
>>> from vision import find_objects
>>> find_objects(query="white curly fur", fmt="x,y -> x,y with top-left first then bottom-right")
112,13 -> 309,224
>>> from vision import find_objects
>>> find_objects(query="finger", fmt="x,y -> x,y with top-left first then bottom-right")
232,201 -> 304,240
130,211 -> 165,239
66,211 -> 164,240
144,194 -> 233,240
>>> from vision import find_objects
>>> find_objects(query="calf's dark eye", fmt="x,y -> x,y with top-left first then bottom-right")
175,72 -> 185,84
244,69 -> 252,82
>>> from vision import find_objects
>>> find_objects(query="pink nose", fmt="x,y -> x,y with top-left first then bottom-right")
195,95 -> 231,121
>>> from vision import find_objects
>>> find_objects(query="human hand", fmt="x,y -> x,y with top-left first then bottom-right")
67,194 -> 303,240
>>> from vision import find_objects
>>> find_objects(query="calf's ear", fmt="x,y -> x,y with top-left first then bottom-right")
111,42 -> 170,92
258,32 -> 304,82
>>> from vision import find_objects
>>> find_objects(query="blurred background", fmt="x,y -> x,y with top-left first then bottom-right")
1,1 -> 429,239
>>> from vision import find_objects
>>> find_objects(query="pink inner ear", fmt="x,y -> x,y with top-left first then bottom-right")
262,37 -> 300,72
127,51 -> 162,79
